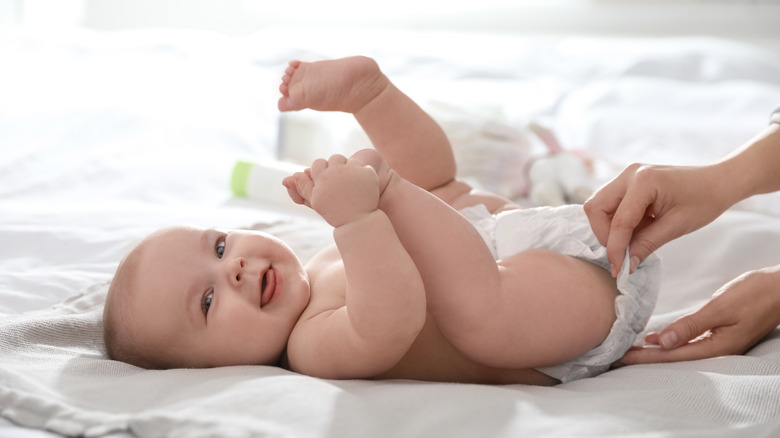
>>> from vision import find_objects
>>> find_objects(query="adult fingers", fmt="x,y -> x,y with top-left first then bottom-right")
616,336 -> 721,365
605,186 -> 657,276
657,303 -> 728,350
644,332 -> 661,345
584,169 -> 632,246
625,215 -> 685,273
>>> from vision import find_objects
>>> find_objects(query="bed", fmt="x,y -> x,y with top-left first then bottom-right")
2,26 -> 780,437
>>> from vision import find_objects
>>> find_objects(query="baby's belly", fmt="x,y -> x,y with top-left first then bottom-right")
375,315 -> 559,386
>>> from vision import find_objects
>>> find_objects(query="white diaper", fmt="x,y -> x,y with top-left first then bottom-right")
460,204 -> 662,383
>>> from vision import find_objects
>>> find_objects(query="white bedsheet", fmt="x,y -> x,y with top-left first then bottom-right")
1,27 -> 780,437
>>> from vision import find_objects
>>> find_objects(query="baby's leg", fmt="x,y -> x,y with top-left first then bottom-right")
278,57 -> 387,114
457,249 -> 620,369
279,56 -> 455,191
380,172 -> 619,369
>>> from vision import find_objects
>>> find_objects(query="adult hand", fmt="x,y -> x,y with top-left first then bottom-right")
617,264 -> 780,365
584,163 -> 733,276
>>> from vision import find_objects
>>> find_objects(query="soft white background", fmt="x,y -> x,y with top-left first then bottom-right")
3,0 -> 780,54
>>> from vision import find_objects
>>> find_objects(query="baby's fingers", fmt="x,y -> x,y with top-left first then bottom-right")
282,175 -> 305,205
309,158 -> 328,180
308,154 -> 349,180
282,172 -> 313,206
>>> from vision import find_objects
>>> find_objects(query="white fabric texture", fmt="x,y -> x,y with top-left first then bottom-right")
772,103 -> 780,124
460,204 -> 661,383
2,27 -> 780,437
1,213 -> 779,438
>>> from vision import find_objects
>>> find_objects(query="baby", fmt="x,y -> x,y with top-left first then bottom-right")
103,56 -> 661,385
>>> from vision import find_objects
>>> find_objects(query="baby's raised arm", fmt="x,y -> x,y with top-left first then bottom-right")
282,154 -> 426,379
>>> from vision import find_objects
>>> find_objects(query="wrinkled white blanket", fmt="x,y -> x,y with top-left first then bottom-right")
2,211 -> 780,437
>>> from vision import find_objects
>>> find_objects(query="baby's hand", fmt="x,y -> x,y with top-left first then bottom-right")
282,154 -> 380,228
348,148 -> 392,195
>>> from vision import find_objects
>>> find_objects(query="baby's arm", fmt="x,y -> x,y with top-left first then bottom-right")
282,155 -> 426,379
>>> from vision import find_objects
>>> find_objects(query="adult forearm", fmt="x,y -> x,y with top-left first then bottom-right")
714,123 -> 780,205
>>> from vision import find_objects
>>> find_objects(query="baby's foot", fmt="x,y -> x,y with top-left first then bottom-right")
278,56 -> 389,114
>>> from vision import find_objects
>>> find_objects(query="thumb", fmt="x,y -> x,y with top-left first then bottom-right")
626,218 -> 679,270
658,308 -> 720,350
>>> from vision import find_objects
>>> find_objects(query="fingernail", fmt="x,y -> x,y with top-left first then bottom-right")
629,256 -> 640,273
660,331 -> 678,349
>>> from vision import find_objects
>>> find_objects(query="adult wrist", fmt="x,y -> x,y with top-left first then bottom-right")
705,161 -> 748,212
712,123 -> 780,206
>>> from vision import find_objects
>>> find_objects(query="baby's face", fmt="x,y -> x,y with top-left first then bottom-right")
128,226 -> 311,367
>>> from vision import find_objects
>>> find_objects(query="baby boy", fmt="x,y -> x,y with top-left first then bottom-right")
103,56 -> 660,385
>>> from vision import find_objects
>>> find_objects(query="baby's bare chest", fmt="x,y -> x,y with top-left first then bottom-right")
302,245 -> 348,313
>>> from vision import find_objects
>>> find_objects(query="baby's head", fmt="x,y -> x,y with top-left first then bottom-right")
103,226 -> 311,369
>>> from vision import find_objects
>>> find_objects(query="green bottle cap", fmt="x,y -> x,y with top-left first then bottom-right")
231,161 -> 252,197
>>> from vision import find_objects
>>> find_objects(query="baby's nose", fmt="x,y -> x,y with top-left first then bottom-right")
228,257 -> 245,285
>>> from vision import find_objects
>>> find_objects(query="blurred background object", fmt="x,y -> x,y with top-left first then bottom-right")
2,0 -> 779,55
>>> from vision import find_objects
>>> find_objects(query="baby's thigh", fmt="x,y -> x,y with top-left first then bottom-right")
490,249 -> 619,366
427,248 -> 620,370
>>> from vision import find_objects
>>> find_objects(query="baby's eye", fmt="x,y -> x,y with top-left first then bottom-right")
202,290 -> 213,316
215,237 -> 226,259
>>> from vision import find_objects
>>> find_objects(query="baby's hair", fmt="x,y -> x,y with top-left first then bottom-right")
103,239 -> 170,370
103,246 -> 148,366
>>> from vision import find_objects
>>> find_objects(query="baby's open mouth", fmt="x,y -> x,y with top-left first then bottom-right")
260,268 -> 276,307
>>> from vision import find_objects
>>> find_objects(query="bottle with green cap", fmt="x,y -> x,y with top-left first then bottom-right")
231,160 -> 305,206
